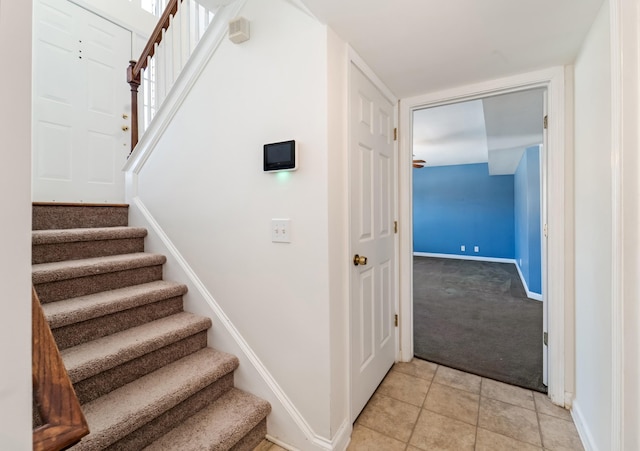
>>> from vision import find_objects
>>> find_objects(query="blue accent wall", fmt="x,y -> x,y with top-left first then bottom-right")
413,163 -> 515,259
514,146 -> 542,294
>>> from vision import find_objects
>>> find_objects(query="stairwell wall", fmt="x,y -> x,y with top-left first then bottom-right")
128,0 -> 349,448
0,0 -> 33,449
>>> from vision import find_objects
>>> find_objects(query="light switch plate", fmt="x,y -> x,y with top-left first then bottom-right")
271,219 -> 291,243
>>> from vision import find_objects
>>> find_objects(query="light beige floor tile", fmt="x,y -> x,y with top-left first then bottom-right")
356,393 -> 421,442
393,359 -> 438,381
346,424 -> 406,451
481,378 -> 535,410
476,427 -> 543,451
407,447 -> 422,451
424,382 -> 480,425
478,397 -> 542,446
376,369 -> 430,406
539,413 -> 585,450
253,440 -> 273,451
269,446 -> 287,451
409,410 -> 476,451
533,391 -> 572,421
433,366 -> 481,394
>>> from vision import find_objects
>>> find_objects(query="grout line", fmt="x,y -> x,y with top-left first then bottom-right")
474,378 -> 483,450
533,391 -> 546,449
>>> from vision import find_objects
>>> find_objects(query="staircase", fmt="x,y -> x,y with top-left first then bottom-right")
32,203 -> 270,450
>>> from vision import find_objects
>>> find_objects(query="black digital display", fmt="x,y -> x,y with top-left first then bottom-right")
264,140 -> 297,171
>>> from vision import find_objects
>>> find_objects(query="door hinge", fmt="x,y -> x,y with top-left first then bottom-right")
394,220 -> 398,234
544,223 -> 548,238
543,331 -> 548,346
393,127 -> 398,141
394,314 -> 398,327
543,115 -> 548,130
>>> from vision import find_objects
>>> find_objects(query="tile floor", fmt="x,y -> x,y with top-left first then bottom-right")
256,359 -> 584,451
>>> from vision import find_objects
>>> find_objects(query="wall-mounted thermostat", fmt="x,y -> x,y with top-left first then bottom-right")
264,140 -> 297,172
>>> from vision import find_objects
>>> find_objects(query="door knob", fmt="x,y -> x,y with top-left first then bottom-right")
353,254 -> 368,266
122,125 -> 129,131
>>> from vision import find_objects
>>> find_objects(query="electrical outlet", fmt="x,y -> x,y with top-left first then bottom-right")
460,245 -> 465,252
271,219 -> 291,243
474,246 -> 479,252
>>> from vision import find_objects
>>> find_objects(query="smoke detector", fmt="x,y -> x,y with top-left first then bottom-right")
229,17 -> 250,44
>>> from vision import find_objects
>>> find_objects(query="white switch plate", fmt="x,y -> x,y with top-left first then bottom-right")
474,246 -> 479,252
460,245 -> 465,251
271,219 -> 291,243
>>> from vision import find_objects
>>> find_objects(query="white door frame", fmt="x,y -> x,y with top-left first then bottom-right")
347,46 -> 400,421
398,66 -> 569,406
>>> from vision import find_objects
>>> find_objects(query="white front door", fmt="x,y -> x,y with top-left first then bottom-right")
350,63 -> 397,421
33,0 -> 132,203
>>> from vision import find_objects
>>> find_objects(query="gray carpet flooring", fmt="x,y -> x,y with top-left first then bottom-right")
413,256 -> 546,393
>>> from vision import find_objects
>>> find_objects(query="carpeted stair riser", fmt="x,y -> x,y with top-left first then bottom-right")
70,349 -> 239,450
74,332 -> 208,405
105,374 -> 236,451
32,227 -> 148,264
230,420 -> 268,451
53,296 -> 184,350
143,388 -> 271,451
33,204 -> 129,230
33,238 -> 145,264
33,253 -> 167,303
35,266 -> 164,303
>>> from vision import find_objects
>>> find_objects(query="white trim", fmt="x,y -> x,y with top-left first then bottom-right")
413,252 -> 543,301
265,419 -> 351,451
131,197 -> 338,450
572,401 -> 599,451
610,1 -> 640,449
413,252 -> 513,264
123,0 -> 248,174
399,66 -> 567,404
610,2 -> 624,449
514,260 -> 543,301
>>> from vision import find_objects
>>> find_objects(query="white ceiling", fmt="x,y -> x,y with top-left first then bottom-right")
413,89 -> 544,174
299,0 -> 599,174
300,0 -> 604,98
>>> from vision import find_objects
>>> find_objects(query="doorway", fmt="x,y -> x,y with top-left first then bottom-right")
397,67 -> 568,406
410,91 -> 546,391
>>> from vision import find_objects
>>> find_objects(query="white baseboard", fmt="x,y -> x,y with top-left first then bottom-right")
513,261 -> 543,301
413,252 -> 543,301
413,252 -> 514,263
571,400 -> 598,451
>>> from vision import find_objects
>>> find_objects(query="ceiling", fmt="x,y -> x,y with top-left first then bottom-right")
299,0 -> 602,173
413,89 -> 544,174
299,0 -> 604,98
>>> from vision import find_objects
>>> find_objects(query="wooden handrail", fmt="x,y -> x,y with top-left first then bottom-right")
32,287 -> 89,451
127,0 -> 184,150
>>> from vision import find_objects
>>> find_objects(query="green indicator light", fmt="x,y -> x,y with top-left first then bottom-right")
276,171 -> 291,182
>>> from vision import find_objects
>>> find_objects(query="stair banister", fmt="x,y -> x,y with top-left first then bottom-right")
127,0 -> 184,150
32,287 -> 89,451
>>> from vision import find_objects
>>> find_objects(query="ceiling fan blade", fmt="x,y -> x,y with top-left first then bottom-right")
413,159 -> 426,164
413,163 -> 424,168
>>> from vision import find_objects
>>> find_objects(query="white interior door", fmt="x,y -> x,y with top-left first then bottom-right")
33,0 -> 132,203
350,63 -> 397,421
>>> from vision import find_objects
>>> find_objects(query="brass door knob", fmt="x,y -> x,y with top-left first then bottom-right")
122,125 -> 130,131
353,254 -> 368,266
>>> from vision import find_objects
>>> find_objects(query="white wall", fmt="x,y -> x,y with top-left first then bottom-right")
0,0 -> 33,449
127,0 -> 349,447
572,2 -> 612,449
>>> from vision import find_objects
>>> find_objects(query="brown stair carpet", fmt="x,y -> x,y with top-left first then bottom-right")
32,203 -> 270,450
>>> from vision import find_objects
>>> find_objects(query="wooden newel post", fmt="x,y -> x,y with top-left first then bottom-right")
127,60 -> 141,152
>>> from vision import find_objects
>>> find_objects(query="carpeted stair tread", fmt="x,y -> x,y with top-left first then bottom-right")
33,203 -> 129,230
32,252 -> 166,284
62,312 -> 212,383
43,280 -> 188,329
143,388 -> 271,451
32,226 -> 148,245
70,348 -> 239,451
